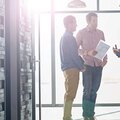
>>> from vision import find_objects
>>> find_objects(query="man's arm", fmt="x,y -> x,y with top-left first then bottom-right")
113,48 -> 120,57
76,30 -> 86,55
69,37 -> 85,71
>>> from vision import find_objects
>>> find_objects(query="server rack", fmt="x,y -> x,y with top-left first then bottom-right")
4,0 -> 35,120
0,0 -> 5,119
19,1 -> 35,120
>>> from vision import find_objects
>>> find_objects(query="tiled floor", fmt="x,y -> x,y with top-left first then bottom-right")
36,107 -> 120,120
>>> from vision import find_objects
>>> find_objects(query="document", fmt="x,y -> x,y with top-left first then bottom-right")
94,40 -> 110,60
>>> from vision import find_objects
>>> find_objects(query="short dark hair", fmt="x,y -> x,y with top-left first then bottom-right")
63,15 -> 75,28
86,12 -> 97,22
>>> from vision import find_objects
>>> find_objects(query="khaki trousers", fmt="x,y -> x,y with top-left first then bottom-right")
63,68 -> 80,102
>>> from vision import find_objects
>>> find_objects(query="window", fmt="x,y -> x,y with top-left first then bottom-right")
35,0 -> 120,106
100,0 -> 120,10
35,14 -> 52,104
55,13 -> 120,104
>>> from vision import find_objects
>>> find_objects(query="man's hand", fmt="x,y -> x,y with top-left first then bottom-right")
101,60 -> 107,67
87,50 -> 97,56
113,43 -> 120,57
80,67 -> 86,72
113,48 -> 120,53
113,48 -> 120,57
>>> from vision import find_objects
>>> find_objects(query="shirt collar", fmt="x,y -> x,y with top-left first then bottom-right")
65,30 -> 73,35
86,26 -> 97,32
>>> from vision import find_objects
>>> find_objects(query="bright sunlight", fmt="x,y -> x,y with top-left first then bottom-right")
24,0 -> 51,13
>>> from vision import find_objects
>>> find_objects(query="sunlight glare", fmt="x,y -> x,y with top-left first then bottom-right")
24,0 -> 50,13
24,0 -> 40,13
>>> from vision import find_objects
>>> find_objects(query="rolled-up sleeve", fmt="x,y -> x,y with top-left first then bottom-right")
76,30 -> 85,55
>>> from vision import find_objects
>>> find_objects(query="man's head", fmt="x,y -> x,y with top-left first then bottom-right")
86,12 -> 98,29
63,15 -> 77,32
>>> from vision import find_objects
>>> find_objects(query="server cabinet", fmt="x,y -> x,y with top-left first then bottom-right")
0,0 -> 5,120
19,1 -> 35,120
5,0 -> 35,120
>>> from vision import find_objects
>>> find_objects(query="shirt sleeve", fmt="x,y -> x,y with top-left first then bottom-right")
67,36 -> 84,70
76,30 -> 82,47
76,30 -> 86,55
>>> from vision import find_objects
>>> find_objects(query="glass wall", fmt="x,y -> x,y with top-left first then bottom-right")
55,13 -> 120,104
97,13 -> 120,103
35,0 -> 120,106
35,14 -> 52,104
100,0 -> 120,10
39,14 -> 52,104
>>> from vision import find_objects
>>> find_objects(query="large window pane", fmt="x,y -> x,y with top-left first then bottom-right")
40,14 -> 52,104
97,13 -> 120,103
100,0 -> 120,10
35,14 -> 52,104
55,13 -> 120,104
29,0 -> 51,12
38,0 -> 51,12
54,0 -> 97,11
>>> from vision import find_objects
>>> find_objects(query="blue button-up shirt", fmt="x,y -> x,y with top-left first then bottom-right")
60,31 -> 84,71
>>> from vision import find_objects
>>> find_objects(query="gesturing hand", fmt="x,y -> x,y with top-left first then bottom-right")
88,50 -> 97,56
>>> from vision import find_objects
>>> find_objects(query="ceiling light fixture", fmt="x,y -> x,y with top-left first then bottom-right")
68,0 -> 86,8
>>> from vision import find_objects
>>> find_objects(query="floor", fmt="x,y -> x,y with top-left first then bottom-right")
36,107 -> 120,120
35,79 -> 120,120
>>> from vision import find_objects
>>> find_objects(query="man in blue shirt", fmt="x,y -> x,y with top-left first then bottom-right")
60,15 -> 85,120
